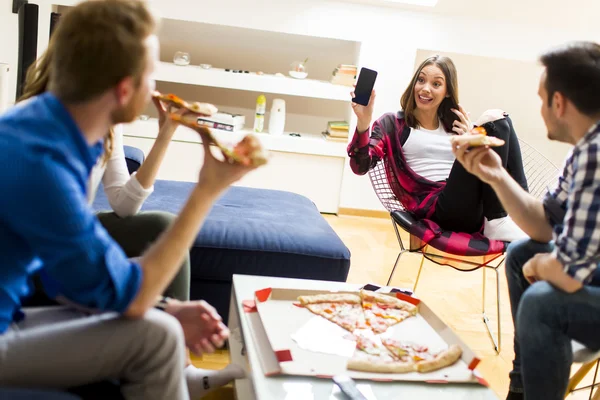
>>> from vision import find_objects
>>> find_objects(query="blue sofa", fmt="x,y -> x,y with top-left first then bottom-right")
93,146 -> 352,321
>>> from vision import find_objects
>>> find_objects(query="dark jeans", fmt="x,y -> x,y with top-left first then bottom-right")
434,117 -> 529,233
506,239 -> 600,399
96,211 -> 191,301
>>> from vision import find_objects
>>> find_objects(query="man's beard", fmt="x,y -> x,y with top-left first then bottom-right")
111,98 -> 140,125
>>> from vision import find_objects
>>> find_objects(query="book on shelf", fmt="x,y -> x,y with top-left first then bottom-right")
326,121 -> 349,138
322,132 -> 348,142
331,64 -> 357,87
196,111 -> 246,132
197,119 -> 244,132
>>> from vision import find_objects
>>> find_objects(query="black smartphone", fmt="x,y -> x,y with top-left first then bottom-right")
352,67 -> 378,106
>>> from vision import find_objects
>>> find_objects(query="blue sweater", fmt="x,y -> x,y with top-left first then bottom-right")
0,93 -> 142,333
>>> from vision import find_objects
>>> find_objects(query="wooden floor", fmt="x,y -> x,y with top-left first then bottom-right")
192,214 -> 598,400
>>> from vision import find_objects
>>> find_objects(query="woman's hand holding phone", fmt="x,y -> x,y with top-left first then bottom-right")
351,87 -> 376,134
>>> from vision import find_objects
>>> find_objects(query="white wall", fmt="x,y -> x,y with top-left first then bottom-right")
3,0 -> 599,211
0,0 -> 20,102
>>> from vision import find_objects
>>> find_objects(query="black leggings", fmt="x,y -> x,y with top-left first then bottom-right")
433,116 -> 528,234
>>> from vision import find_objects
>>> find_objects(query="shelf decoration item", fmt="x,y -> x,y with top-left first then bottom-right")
289,57 -> 309,79
268,99 -> 286,135
173,51 -> 191,66
254,94 -> 267,133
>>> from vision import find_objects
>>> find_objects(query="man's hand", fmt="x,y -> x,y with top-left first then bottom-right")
522,253 -> 584,293
522,254 -> 544,284
152,96 -> 186,141
165,299 -> 230,356
196,130 -> 259,194
452,143 -> 505,185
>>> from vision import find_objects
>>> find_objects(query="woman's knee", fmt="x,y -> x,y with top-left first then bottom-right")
140,211 -> 176,230
475,109 -> 506,126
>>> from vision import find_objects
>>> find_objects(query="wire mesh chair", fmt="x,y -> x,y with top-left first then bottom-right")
368,138 -> 560,353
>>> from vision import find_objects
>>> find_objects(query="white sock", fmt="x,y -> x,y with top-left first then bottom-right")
185,364 -> 246,399
483,216 -> 528,242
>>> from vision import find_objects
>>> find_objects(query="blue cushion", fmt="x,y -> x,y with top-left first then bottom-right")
123,145 -> 144,174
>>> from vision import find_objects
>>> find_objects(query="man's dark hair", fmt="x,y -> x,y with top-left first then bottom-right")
540,41 -> 600,117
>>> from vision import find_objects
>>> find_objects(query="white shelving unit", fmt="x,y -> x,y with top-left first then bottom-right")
124,118 -> 347,158
123,19 -> 359,213
155,62 -> 350,102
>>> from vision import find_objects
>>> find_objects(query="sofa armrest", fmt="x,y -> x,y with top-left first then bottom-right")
123,145 -> 145,175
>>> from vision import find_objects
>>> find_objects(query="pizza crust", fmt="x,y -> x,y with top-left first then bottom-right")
298,293 -> 361,305
152,91 -> 218,116
347,355 -> 415,374
415,344 -> 463,373
360,290 -> 418,314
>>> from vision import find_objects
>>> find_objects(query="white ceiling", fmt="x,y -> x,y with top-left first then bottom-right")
346,0 -> 599,36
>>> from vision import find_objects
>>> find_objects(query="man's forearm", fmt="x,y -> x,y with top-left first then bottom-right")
125,183 -> 221,316
490,169 -> 553,242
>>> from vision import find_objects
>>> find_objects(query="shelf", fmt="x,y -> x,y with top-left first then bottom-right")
122,118 -> 348,158
155,62 -> 351,102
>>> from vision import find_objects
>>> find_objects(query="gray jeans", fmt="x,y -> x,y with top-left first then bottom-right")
0,307 -> 189,400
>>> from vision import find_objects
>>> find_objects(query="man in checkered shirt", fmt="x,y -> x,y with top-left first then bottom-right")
454,41 -> 600,400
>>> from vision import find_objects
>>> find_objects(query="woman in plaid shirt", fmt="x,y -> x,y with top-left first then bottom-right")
455,41 -> 600,400
348,55 -> 529,257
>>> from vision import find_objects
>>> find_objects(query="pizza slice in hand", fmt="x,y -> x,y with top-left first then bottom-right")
164,103 -> 269,167
297,293 -> 366,333
360,290 -> 418,334
152,91 -> 218,116
449,125 -> 505,148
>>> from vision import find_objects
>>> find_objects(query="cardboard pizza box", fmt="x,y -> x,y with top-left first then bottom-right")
241,288 -> 487,385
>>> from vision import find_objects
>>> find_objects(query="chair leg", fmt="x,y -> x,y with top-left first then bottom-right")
387,249 -> 408,286
387,218 -> 409,286
482,261 -> 503,354
567,361 -> 598,396
412,254 -> 426,294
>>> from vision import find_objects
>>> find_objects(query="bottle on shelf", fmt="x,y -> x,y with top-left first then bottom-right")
253,94 -> 267,133
268,98 -> 286,135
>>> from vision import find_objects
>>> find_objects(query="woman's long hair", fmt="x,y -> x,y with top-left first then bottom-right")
400,55 -> 460,133
19,41 -> 114,164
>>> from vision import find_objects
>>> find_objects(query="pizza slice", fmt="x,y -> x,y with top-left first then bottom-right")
347,334 -> 415,374
449,126 -> 505,148
359,290 -> 418,334
297,293 -> 366,332
381,338 -> 463,373
168,111 -> 269,167
152,91 -> 218,116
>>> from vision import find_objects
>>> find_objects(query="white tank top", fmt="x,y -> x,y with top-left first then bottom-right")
403,122 -> 455,182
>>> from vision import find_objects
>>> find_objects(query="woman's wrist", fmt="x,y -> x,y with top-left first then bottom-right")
357,120 -> 371,134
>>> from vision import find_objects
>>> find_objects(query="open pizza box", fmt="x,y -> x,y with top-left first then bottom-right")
242,287 -> 488,386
